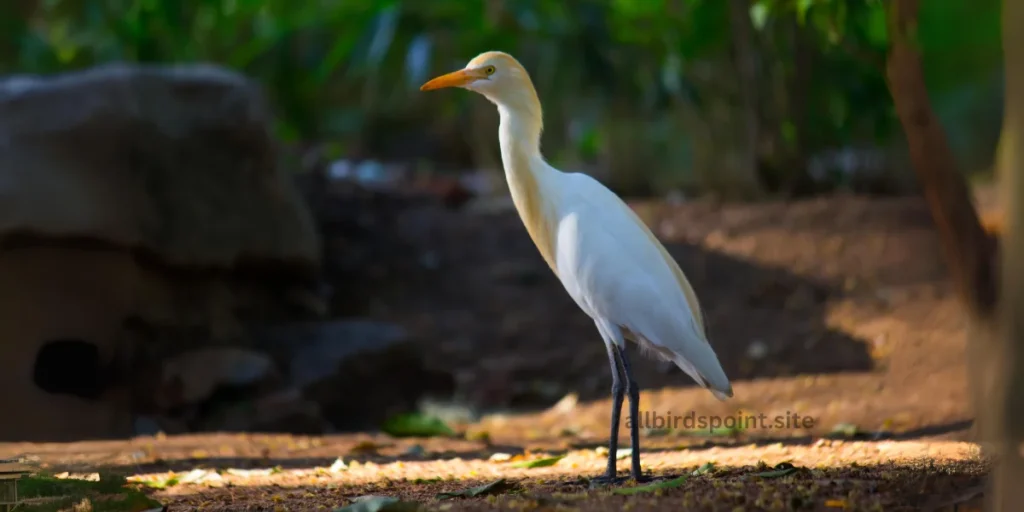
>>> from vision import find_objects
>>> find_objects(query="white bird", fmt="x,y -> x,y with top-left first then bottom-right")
421,51 -> 732,483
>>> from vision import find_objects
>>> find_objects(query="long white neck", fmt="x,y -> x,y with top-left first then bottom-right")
497,104 -> 544,177
495,103 -> 559,272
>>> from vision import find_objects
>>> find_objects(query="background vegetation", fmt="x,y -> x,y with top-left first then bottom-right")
0,0 -> 1005,197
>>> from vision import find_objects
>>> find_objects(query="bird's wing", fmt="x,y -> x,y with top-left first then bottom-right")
553,173 -> 732,398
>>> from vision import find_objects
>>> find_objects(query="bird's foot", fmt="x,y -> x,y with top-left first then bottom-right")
588,472 -> 625,487
587,472 -> 651,488
629,473 -> 652,484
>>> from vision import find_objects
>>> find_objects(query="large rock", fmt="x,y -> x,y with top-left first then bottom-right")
0,63 -> 320,269
0,64 -> 321,441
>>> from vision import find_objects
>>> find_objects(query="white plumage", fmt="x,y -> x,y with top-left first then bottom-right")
547,171 -> 733,400
422,50 -> 732,482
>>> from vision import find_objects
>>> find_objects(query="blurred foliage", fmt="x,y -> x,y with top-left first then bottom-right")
0,0 -> 1005,197
380,412 -> 454,437
14,472 -> 163,511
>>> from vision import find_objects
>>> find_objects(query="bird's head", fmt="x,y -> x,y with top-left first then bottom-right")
420,51 -> 540,114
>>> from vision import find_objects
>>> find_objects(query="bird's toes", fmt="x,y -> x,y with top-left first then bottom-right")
587,474 -> 625,488
630,474 -> 653,484
588,473 -> 655,489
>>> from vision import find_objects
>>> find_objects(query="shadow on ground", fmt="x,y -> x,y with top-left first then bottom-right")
348,198 -> 883,413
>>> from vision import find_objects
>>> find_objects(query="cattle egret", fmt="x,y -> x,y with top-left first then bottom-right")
421,51 -> 733,483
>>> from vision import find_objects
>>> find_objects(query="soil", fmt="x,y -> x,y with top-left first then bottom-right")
0,191 -> 999,510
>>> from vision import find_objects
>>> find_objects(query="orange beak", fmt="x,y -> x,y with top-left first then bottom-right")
420,68 -> 484,91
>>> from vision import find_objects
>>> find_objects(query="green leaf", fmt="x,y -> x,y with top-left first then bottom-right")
828,422 -> 862,438
140,475 -> 179,489
691,462 -> 716,476
314,33 -> 355,83
826,422 -> 890,440
611,475 -> 688,495
828,0 -> 847,44
918,0 -> 1002,94
334,495 -> 421,512
796,0 -> 814,25
864,1 -> 889,47
380,413 -> 454,438
753,462 -> 801,478
436,479 -> 515,500
749,1 -> 769,31
781,121 -> 797,144
510,455 -> 565,469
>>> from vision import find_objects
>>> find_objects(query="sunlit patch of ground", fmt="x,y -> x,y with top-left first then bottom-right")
1,434 -> 987,511
135,439 -> 984,511
137,439 -> 980,488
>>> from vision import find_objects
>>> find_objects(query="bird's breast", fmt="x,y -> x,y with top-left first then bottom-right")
550,205 -> 689,317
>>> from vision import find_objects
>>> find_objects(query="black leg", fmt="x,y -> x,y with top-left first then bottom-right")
616,344 -> 649,482
592,343 -> 625,483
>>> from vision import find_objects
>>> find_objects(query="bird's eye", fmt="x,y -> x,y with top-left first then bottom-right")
484,66 -> 496,75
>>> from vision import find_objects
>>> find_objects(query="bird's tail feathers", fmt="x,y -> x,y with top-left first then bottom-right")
701,373 -> 734,401
711,388 -> 733,401
680,316 -> 731,400
671,348 -> 733,402
629,316 -> 733,401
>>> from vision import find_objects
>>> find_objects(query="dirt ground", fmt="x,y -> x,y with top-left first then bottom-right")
0,192 -> 998,510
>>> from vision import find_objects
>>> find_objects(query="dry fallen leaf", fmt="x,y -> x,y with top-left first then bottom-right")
348,441 -> 381,455
611,476 -> 688,495
510,455 -> 565,469
436,479 -> 515,500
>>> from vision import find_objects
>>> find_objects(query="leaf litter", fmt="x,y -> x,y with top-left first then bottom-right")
610,476 -> 689,495
334,495 -> 422,512
436,479 -> 517,499
752,462 -> 803,478
509,456 -> 565,469
691,462 -> 716,476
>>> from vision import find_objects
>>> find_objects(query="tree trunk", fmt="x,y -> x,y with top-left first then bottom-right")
885,0 -> 996,477
886,0 -> 1023,508
727,0 -> 763,198
788,20 -> 812,181
987,0 -> 1024,508
885,0 -> 998,317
